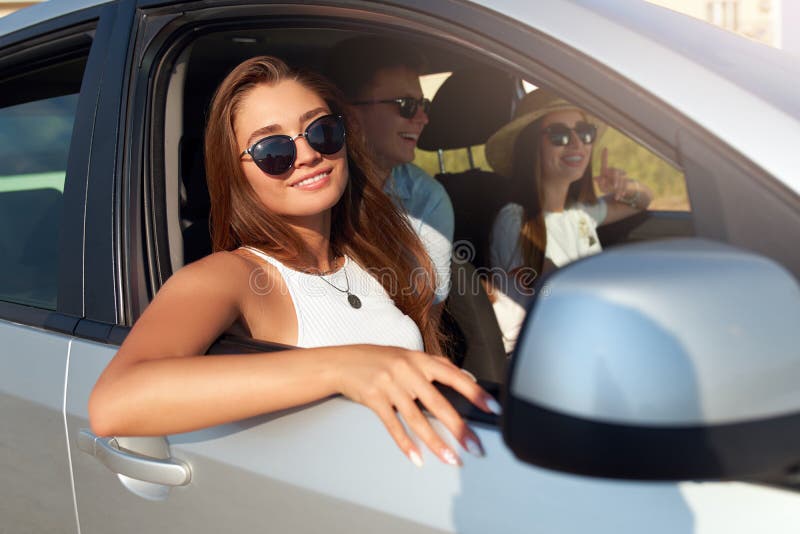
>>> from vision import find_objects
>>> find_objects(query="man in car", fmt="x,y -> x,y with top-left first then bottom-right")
326,37 -> 454,309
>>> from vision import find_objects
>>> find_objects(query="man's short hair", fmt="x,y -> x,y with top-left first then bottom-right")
325,36 -> 427,100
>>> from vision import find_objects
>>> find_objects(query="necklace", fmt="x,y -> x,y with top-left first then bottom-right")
315,261 -> 362,309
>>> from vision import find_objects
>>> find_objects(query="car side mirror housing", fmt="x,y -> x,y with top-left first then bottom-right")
503,238 -> 800,482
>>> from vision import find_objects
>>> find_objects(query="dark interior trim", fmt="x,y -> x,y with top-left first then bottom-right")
0,301 -> 80,335
59,11 -> 115,318
503,395 -> 800,484
82,0 -> 137,325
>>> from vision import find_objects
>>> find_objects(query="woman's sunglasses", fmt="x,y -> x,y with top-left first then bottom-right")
352,97 -> 431,119
240,114 -> 346,176
541,121 -> 597,147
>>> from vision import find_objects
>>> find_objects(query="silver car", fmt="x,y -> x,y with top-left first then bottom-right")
1,0 -> 799,532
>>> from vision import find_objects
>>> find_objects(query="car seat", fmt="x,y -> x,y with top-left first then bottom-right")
418,67 -> 518,383
417,67 -> 517,269
180,134 -> 212,264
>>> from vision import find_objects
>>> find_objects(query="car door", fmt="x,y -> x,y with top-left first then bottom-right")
0,5 -> 109,532
64,1 -> 800,533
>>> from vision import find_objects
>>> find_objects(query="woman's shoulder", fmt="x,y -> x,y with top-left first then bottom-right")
498,202 -> 523,214
492,203 -> 524,240
495,202 -> 524,227
134,251 -> 258,344
165,250 -> 260,297
490,203 -> 524,270
181,249 -> 255,274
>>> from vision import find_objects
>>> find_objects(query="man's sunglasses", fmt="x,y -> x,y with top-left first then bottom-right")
541,121 -> 598,147
240,114 -> 346,176
352,97 -> 431,119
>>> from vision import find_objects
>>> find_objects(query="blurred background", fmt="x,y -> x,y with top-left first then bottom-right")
1,0 -> 39,17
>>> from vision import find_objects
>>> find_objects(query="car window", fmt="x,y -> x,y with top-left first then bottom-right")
415,78 -> 690,213
416,128 -> 688,211
0,66 -> 84,309
151,23 -> 696,381
592,125 -> 688,211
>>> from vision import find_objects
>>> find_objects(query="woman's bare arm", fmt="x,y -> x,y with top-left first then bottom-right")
89,252 -> 498,466
601,180 -> 653,225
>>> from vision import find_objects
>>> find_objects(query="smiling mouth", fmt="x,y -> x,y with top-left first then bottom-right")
292,171 -> 330,188
400,133 -> 419,141
562,155 -> 584,165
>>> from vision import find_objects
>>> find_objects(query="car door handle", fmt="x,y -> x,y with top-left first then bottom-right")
77,429 -> 191,486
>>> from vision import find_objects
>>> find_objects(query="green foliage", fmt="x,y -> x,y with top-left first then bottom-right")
414,144 -> 491,176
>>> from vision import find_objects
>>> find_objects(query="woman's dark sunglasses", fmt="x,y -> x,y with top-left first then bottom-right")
541,121 -> 597,146
352,97 -> 431,119
240,114 -> 346,176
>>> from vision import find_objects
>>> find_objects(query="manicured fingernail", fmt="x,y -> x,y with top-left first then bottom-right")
486,397 -> 503,416
408,450 -> 424,468
442,448 -> 461,466
464,436 -> 484,457
461,369 -> 478,382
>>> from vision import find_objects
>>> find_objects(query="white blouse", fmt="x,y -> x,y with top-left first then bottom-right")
241,247 -> 424,351
488,201 -> 607,353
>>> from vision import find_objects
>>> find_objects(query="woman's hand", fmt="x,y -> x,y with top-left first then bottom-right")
333,345 -> 501,467
595,148 -> 632,201
594,148 -> 652,211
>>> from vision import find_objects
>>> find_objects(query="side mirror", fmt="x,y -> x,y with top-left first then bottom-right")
503,238 -> 800,482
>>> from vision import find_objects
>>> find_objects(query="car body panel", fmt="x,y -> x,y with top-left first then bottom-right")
0,321 -> 77,533
65,337 -> 800,533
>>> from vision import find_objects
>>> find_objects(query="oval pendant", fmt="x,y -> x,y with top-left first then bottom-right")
347,294 -> 362,309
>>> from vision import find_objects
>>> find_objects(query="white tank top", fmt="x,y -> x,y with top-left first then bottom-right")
241,246 -> 424,351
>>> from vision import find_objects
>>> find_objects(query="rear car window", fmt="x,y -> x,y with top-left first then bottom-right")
0,65 -> 83,309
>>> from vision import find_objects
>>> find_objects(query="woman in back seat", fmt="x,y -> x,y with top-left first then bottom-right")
89,56 -> 499,468
485,89 -> 653,353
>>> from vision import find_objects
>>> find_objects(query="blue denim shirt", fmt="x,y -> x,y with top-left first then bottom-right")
386,163 -> 454,304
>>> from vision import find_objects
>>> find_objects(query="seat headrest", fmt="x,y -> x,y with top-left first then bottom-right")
418,67 -> 516,151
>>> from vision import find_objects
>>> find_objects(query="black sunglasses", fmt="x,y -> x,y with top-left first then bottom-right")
240,114 -> 346,176
541,121 -> 597,147
352,97 -> 431,119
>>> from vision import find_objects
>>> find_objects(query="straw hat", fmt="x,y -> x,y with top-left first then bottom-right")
485,88 -> 605,177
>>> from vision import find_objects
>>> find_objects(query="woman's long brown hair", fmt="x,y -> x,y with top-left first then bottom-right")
514,119 -> 597,281
204,56 -> 442,353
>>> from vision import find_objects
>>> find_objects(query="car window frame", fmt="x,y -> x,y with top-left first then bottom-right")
117,0 -> 798,384
0,9 -> 111,332
130,1 -> 680,282
129,3 -> 693,313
